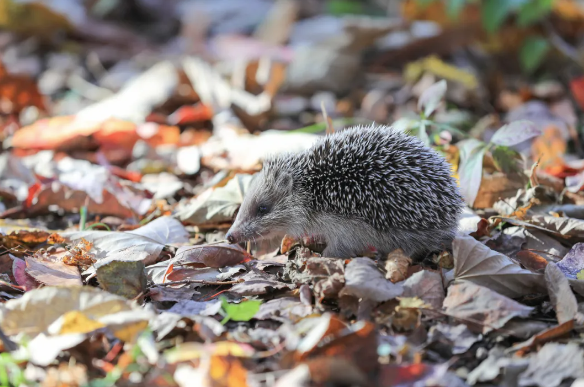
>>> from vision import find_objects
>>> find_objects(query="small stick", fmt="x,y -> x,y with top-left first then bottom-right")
157,279 -> 244,287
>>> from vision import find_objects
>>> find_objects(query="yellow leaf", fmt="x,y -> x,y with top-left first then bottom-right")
404,56 -> 478,90
59,311 -> 105,335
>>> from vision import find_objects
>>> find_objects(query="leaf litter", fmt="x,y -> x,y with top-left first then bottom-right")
3,1 -> 584,386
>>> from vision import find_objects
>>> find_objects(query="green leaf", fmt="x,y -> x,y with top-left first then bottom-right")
492,146 -> 522,174
482,0 -> 515,33
517,0 -> 554,27
221,297 -> 262,324
327,0 -> 364,15
520,37 -> 550,73
490,120 -> 541,146
577,269 -> 584,280
458,139 -> 488,207
447,0 -> 467,19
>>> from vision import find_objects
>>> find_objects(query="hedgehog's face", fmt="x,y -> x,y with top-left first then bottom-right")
226,169 -> 301,245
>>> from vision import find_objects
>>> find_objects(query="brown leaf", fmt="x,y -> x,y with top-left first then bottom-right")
385,249 -> 412,283
174,244 -> 252,268
0,60 -> 47,115
25,256 -> 82,287
443,282 -> 533,334
516,250 -> 549,272
294,315 -> 378,375
12,256 -> 40,291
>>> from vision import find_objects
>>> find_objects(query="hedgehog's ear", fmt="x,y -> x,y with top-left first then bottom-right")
278,172 -> 294,193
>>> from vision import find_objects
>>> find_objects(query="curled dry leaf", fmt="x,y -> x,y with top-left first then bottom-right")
384,249 -> 412,283
544,262 -> 577,325
519,343 -> 584,387
174,243 -> 252,268
12,256 -> 40,291
339,258 -> 403,302
402,269 -> 444,310
556,242 -> 584,279
443,282 -> 533,334
452,234 -> 545,298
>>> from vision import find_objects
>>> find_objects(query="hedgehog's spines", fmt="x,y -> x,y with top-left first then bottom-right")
262,124 -> 463,233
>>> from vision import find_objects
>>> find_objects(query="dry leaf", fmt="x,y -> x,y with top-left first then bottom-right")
443,282 -> 533,334
452,234 -> 545,298
385,249 -> 412,283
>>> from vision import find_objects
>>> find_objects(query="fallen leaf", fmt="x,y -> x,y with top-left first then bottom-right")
556,243 -> 584,279
174,244 -> 251,268
168,300 -> 222,318
443,282 -> 534,334
229,271 -> 294,296
64,216 -> 188,267
402,269 -> 444,310
254,297 -> 312,321
176,174 -> 254,225
12,256 -> 40,291
95,257 -> 147,299
0,60 -> 47,115
519,343 -> 584,387
452,234 -> 545,298
339,258 -> 403,302
427,323 -> 481,355
25,255 -> 82,287
0,286 -> 153,341
544,262 -> 577,324
384,249 -> 412,283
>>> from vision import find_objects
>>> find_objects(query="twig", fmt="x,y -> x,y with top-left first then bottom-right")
157,279 -> 244,287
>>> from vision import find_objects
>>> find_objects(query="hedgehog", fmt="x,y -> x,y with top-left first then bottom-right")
226,124 -> 464,258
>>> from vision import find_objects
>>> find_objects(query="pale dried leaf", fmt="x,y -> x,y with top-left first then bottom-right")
544,262 -> 577,324
340,258 -> 403,302
25,256 -> 82,287
453,234 -> 545,298
384,249 -> 411,283
443,282 -> 533,334
402,270 -> 444,309
65,216 -> 188,266
519,343 -> 584,387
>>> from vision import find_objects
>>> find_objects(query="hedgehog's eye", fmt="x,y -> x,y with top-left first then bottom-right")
257,205 -> 269,216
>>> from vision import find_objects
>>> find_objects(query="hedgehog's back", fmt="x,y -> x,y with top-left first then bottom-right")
300,125 -> 463,232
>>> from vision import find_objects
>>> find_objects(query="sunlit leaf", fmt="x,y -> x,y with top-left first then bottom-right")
520,37 -> 550,74
490,120 -> 541,146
